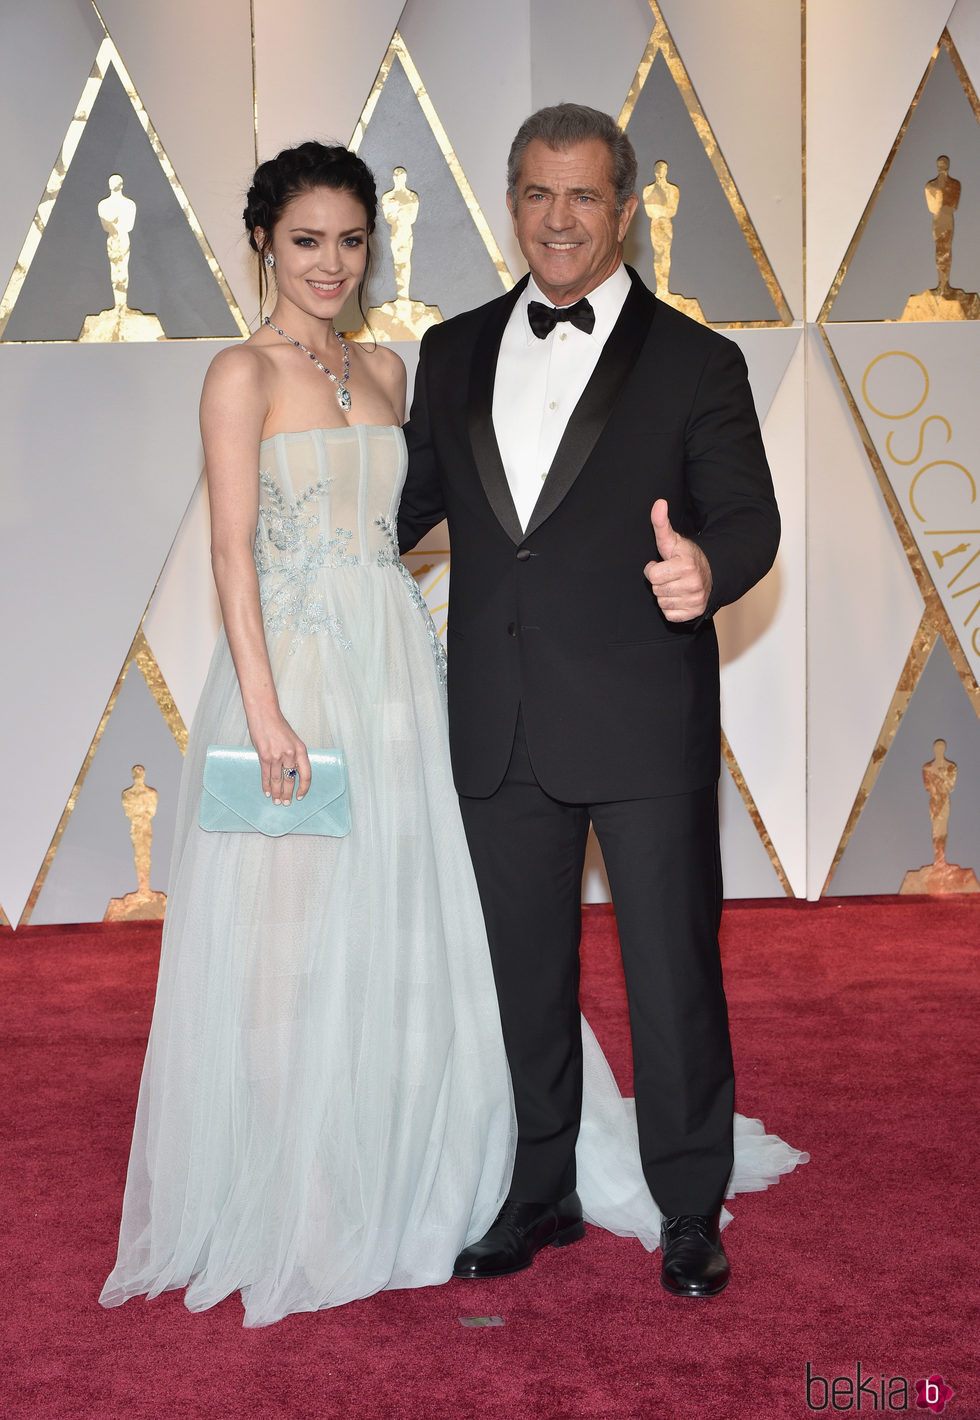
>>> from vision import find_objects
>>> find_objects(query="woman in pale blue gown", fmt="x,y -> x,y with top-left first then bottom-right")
100,143 -> 804,1328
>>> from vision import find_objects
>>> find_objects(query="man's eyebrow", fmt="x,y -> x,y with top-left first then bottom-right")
521,182 -> 602,196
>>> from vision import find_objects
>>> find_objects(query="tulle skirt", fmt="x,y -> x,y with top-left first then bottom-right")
100,567 -> 516,1326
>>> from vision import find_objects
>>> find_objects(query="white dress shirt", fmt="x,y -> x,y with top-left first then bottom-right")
492,263 -> 631,531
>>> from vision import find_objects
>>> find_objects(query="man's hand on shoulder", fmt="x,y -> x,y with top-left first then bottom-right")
644,499 -> 712,622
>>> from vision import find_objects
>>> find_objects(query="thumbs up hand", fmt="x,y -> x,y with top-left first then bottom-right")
644,498 -> 712,621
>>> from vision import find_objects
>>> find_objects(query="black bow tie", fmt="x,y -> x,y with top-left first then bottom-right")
527,296 -> 595,339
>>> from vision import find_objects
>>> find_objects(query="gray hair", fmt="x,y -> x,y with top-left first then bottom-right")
506,103 -> 638,212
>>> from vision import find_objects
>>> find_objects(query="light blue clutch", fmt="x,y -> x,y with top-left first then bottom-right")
198,745 -> 351,837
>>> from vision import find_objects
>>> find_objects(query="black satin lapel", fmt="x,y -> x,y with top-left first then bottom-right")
467,282 -> 526,546
524,275 -> 657,537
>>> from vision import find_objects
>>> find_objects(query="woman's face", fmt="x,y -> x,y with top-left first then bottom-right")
264,185 -> 369,321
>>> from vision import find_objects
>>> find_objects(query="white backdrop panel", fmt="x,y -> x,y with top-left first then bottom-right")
252,0 -> 406,163
831,322 -> 980,689
718,332 -> 807,897
950,0 -> 980,72
143,478 -> 222,733
806,329 -> 925,896
725,328 -> 800,424
0,341 -> 226,923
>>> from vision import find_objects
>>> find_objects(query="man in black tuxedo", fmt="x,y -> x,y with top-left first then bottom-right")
399,104 -> 779,1297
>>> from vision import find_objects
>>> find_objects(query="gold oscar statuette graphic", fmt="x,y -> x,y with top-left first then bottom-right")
104,765 -> 168,921
901,157 -> 980,321
900,739 -> 980,894
642,161 -> 705,323
79,174 -> 165,341
357,167 -> 442,341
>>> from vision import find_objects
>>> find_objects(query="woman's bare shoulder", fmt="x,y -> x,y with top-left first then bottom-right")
357,342 -> 406,406
202,338 -> 283,419
204,336 -> 273,388
200,339 -> 277,443
363,342 -> 404,376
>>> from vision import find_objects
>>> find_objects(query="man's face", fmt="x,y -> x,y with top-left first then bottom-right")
507,138 -> 637,306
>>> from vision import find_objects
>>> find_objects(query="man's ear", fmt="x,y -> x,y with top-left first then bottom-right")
617,192 -> 639,243
506,191 -> 518,232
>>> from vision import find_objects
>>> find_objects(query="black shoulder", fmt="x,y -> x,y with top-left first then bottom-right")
624,266 -> 739,363
420,279 -> 526,351
653,298 -> 739,358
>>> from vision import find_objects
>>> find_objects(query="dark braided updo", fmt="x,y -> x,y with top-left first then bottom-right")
244,141 -> 378,320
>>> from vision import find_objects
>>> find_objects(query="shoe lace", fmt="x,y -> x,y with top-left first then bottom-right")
662,1214 -> 714,1241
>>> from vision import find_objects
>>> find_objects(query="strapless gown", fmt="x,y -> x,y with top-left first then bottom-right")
100,426 -> 805,1327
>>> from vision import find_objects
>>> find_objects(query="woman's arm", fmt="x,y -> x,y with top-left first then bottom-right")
200,347 -> 312,803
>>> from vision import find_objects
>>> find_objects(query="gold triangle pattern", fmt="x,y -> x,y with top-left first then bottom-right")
0,11 -> 249,341
813,31 -> 980,889
721,731 -> 794,897
349,30 -> 513,293
818,30 -> 980,324
819,329 -> 980,885
820,616 -> 939,894
18,629 -> 186,927
618,0 -> 793,328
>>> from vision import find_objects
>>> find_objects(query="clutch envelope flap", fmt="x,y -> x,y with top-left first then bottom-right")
200,746 -> 350,837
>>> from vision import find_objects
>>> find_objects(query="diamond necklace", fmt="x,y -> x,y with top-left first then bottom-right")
263,316 -> 352,412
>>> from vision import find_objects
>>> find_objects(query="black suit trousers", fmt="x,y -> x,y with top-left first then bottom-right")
458,712 -> 735,1216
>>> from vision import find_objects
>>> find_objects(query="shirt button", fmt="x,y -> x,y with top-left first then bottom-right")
559,331 -> 568,341
549,401 -> 557,411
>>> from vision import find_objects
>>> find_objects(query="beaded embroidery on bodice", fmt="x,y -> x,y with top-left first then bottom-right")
254,425 -> 405,575
252,425 -> 446,679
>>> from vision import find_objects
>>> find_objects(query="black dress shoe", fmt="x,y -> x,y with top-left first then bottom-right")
659,1213 -> 730,1297
453,1192 -> 585,1278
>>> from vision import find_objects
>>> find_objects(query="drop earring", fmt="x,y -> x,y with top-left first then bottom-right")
265,252 -> 275,270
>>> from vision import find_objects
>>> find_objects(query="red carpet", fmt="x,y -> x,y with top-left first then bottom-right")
1,899 -> 977,1420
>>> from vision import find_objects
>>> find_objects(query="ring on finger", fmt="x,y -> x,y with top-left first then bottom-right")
281,766 -> 298,779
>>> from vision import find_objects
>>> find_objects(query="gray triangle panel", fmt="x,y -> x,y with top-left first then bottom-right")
30,664 -> 183,926
623,52 -> 780,323
3,64 -> 241,341
829,48 -> 980,321
829,639 -> 980,894
357,56 -> 506,321
719,759 -> 785,898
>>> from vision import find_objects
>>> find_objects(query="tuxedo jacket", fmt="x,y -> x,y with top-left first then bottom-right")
399,266 -> 779,803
